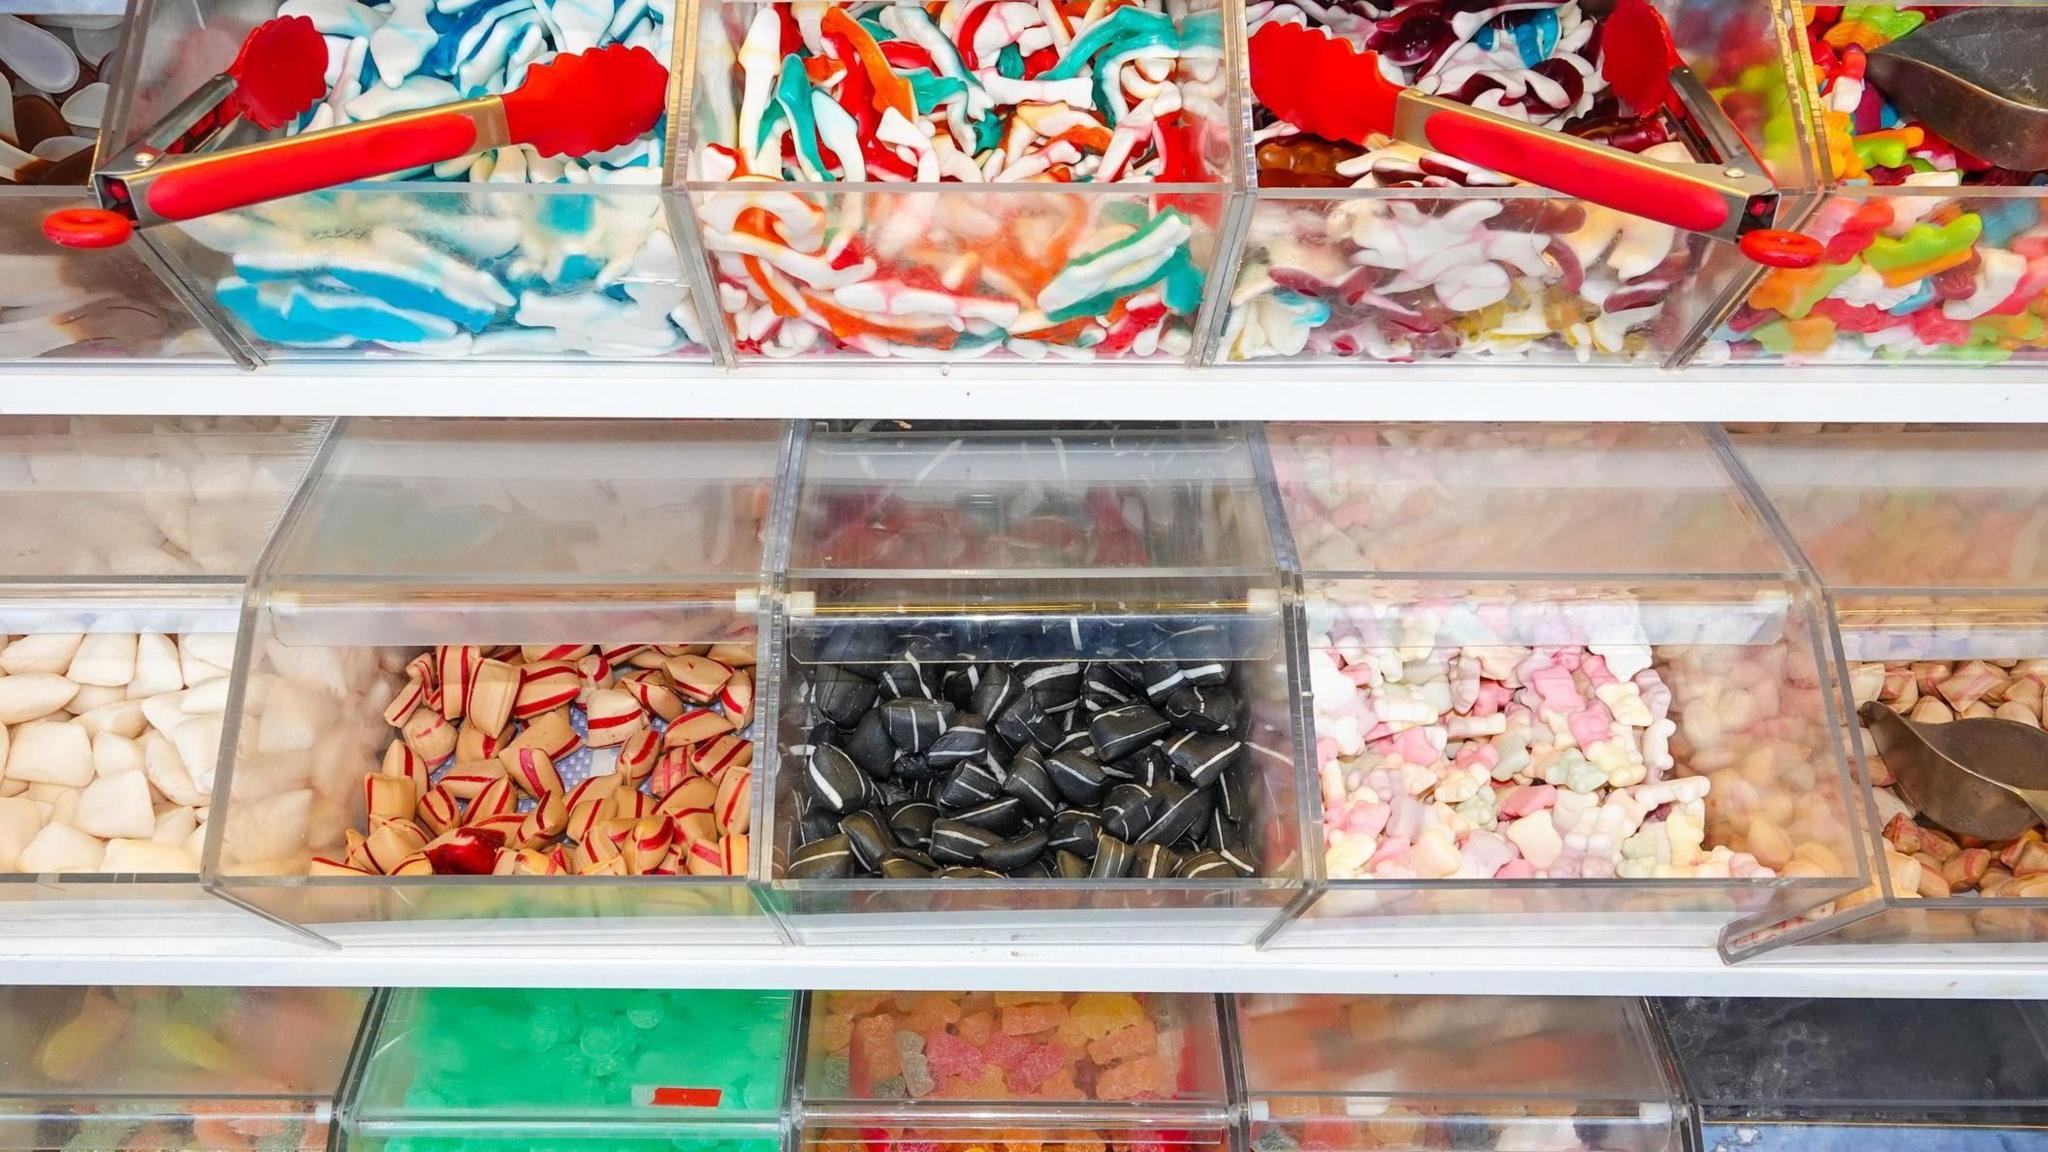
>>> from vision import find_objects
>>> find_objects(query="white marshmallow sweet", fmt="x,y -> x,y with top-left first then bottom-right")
65,632 -> 137,687
75,769 -> 156,840
17,821 -> 104,872
0,633 -> 81,675
99,837 -> 200,874
5,720 -> 92,787
0,672 -> 80,724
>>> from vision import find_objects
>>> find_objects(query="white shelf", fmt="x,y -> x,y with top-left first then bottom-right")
11,363 -> 2046,421
4,928 -> 2046,997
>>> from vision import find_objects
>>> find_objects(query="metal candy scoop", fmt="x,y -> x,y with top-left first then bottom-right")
1867,7 -> 2048,171
1858,700 -> 2048,841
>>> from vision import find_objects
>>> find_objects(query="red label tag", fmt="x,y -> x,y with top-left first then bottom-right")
637,1086 -> 724,1108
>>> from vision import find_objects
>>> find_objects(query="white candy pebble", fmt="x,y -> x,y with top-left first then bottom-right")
179,633 -> 237,676
0,671 -> 80,723
181,678 -> 230,715
66,633 -> 137,687
66,682 -> 124,714
5,721 -> 92,787
75,699 -> 147,740
127,632 -> 184,698
75,770 -> 156,840
0,632 -> 82,675
152,805 -> 198,847
143,733 -> 203,808
172,715 -> 224,796
0,795 -> 46,870
140,691 -> 187,737
92,732 -> 142,778
17,821 -> 103,873
100,838 -> 199,874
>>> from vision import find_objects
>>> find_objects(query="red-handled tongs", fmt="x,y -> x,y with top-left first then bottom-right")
1249,0 -> 1823,268
44,21 -> 669,249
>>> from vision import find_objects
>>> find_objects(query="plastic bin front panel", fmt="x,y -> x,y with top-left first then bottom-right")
208,419 -> 784,943
1659,997 -> 2048,1151
1236,995 -> 1683,1152
344,988 -> 790,1152
109,0 -> 705,363
1705,4 -> 2048,366
0,417 -> 327,932
768,428 -> 1304,944
1731,427 -> 2048,944
1265,424 -> 1866,950
0,4 -> 228,363
0,986 -> 369,1152
801,991 -> 1227,1112
1221,0 -> 1818,365
682,0 -> 1238,364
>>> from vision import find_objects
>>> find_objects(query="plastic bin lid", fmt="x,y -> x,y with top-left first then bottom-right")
1234,995 -> 1682,1151
800,991 -> 1229,1122
0,986 -> 369,1149
347,988 -> 793,1134
1660,997 -> 2048,1130
0,417 -> 327,583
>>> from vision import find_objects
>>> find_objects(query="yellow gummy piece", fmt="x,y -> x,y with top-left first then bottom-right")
1069,993 -> 1148,1040
158,1020 -> 240,1072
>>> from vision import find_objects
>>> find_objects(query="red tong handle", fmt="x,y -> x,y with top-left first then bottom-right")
1414,99 -> 1731,233
142,107 -> 485,222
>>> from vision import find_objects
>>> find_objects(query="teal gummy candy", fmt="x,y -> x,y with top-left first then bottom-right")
363,988 -> 793,1121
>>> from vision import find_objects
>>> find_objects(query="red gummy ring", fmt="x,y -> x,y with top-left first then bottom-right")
1740,228 -> 1826,269
42,207 -> 134,249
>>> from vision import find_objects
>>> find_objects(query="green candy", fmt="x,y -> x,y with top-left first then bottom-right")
1864,214 -> 1982,279
1841,3 -> 1924,41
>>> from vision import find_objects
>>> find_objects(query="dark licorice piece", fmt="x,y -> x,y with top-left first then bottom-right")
992,691 -> 1063,750
886,800 -> 939,850
789,835 -> 854,878
1088,702 -> 1170,761
926,714 -> 989,769
891,752 -> 935,781
937,866 -> 1004,879
1098,660 -> 1146,690
807,721 -> 843,749
1178,660 -> 1229,688
1177,850 -> 1236,878
1090,833 -> 1135,878
1164,684 -> 1238,733
1081,665 -> 1135,713
813,664 -> 878,726
1217,767 -> 1245,823
937,759 -> 1003,809
1054,850 -> 1091,878
1045,749 -> 1108,805
878,636 -> 948,700
929,818 -> 1003,865
1138,780 -> 1212,846
1139,662 -> 1186,704
839,809 -> 896,871
1216,831 -> 1256,875
950,796 -> 1027,834
1008,858 -> 1055,879
820,625 -> 893,665
1132,842 -> 1182,879
1164,731 -> 1244,789
799,805 -> 841,845
1000,752 -> 1061,818
846,711 -> 896,775
970,665 -> 1023,724
1115,745 -> 1172,789
1050,723 -> 1092,753
981,826 -> 1050,870
1101,783 -> 1162,843
805,743 -> 870,814
880,697 -> 954,753
881,854 -> 935,879
1024,661 -> 1082,711
941,665 -> 980,711
892,847 -> 939,871
1048,809 -> 1102,857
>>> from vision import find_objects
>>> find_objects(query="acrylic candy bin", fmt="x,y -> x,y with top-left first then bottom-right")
1699,2 -> 2048,366
0,416 -> 328,939
679,0 -> 1242,363
0,5 -> 227,361
102,0 -> 712,364
204,417 -> 788,944
760,424 -> 1308,943
1216,0 -> 1821,366
1260,422 -> 1868,957
0,985 -> 371,1152
1728,425 -> 2048,946
1234,994 -> 1686,1152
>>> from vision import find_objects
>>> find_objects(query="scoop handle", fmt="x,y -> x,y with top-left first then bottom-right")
1396,90 -> 1762,238
136,99 -> 506,222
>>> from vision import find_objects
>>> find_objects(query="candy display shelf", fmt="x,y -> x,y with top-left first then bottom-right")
3,928 -> 2048,997
3,362 -> 2045,422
